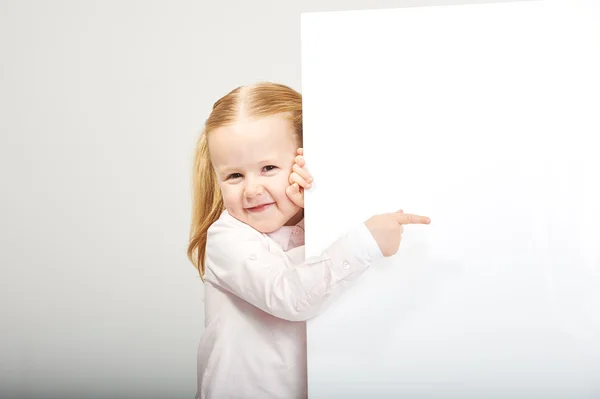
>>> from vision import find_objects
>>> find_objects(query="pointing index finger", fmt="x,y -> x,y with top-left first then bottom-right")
394,212 -> 431,225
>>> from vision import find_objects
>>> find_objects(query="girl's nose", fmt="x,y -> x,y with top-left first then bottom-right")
244,183 -> 264,198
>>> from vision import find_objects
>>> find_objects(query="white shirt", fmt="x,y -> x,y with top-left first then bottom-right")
196,210 -> 382,399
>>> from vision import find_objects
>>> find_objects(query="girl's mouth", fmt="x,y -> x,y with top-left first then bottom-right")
247,203 -> 274,212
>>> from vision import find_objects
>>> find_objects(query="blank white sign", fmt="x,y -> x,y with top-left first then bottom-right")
301,0 -> 600,397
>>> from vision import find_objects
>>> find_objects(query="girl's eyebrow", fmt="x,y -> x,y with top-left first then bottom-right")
215,165 -> 239,176
258,159 -> 276,165
218,157 -> 279,174
257,154 -> 283,164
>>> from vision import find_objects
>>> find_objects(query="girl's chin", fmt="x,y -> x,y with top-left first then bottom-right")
246,215 -> 287,233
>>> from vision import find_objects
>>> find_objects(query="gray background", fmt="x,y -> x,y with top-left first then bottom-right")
0,0 -> 514,398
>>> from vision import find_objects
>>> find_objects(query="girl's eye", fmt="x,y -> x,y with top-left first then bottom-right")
263,165 -> 277,172
227,173 -> 243,180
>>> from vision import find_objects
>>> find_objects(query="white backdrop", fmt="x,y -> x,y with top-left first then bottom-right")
302,1 -> 600,397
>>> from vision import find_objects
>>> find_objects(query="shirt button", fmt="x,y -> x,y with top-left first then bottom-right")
248,254 -> 257,260
342,261 -> 350,270
292,229 -> 300,236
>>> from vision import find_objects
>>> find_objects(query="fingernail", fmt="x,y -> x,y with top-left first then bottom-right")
306,183 -> 312,189
308,177 -> 314,183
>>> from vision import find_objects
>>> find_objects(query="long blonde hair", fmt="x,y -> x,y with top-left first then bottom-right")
188,82 -> 303,280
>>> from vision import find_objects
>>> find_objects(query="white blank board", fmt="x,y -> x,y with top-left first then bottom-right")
301,0 -> 600,397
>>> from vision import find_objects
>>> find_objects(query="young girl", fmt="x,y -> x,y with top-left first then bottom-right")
188,82 -> 430,399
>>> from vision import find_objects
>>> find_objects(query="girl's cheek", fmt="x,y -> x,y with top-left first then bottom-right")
276,174 -> 291,195
221,187 -> 238,206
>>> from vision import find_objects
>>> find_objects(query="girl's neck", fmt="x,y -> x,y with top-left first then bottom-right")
284,209 -> 304,226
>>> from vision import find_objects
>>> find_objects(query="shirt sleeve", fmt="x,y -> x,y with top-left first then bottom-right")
204,221 -> 383,322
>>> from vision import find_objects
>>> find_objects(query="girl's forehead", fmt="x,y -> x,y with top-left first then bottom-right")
231,114 -> 293,136
209,116 -> 297,165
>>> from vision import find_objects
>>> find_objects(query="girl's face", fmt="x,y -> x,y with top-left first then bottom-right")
208,113 -> 303,233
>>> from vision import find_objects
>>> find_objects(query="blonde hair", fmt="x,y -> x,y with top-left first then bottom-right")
187,82 -> 303,280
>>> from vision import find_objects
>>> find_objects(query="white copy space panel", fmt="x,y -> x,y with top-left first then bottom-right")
301,1 -> 600,397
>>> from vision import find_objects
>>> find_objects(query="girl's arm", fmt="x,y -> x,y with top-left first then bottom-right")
204,219 -> 382,322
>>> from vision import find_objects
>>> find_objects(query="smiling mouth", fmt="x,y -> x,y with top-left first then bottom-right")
246,203 -> 274,212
